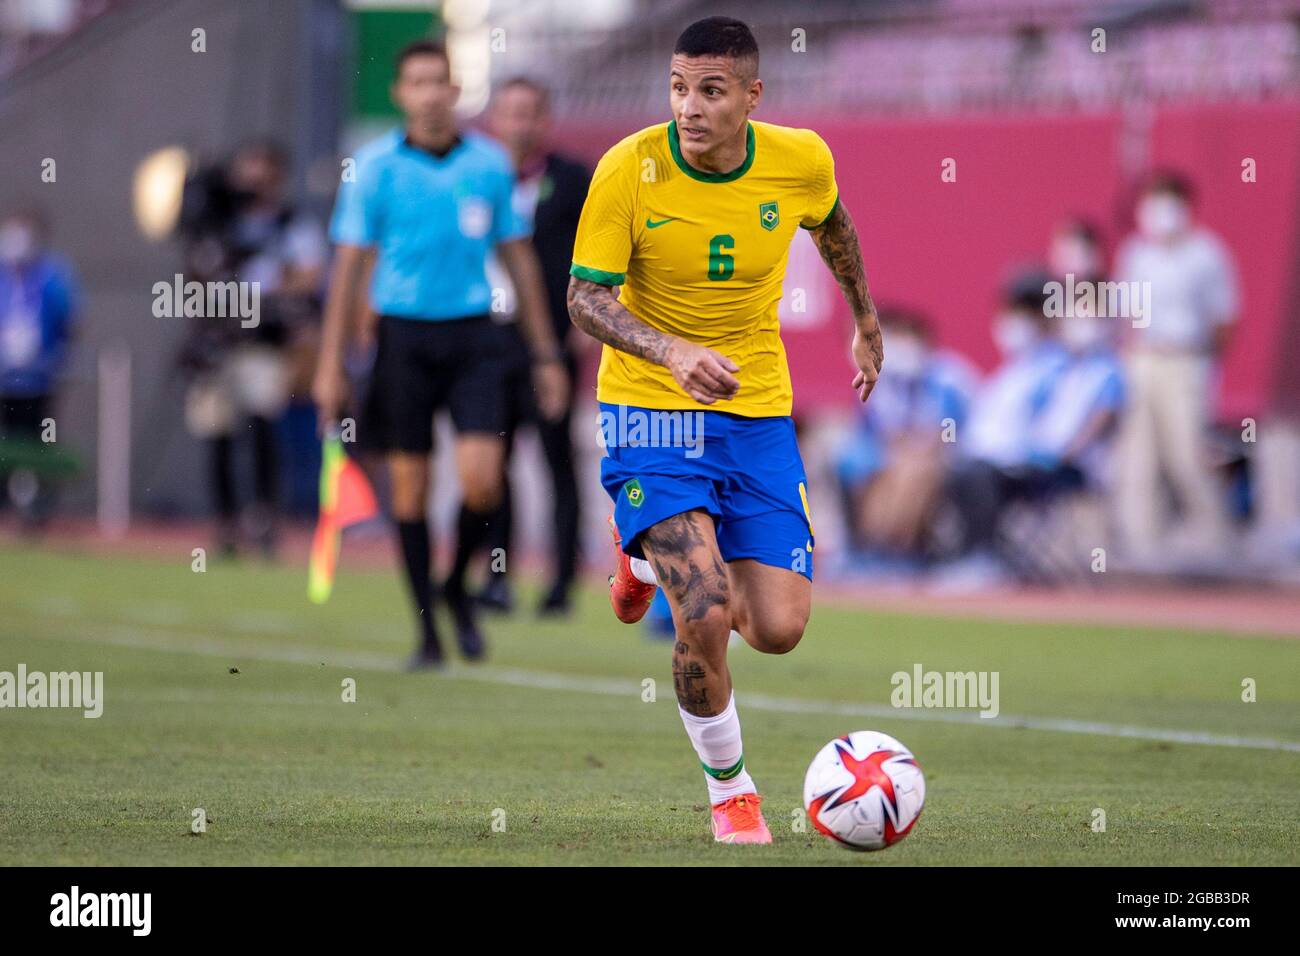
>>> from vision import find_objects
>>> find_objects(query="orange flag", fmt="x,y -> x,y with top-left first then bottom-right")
308,432 -> 378,604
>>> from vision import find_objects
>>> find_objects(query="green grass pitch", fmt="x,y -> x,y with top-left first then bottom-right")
1,544 -> 1297,866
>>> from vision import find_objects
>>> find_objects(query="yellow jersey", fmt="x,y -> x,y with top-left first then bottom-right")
570,120 -> 839,418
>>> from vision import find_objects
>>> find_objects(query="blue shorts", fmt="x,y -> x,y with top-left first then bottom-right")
598,402 -> 815,581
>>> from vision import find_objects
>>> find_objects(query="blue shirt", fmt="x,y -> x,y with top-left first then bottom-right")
964,341 -> 1069,468
329,129 -> 528,320
836,350 -> 976,485
1031,348 -> 1125,483
0,254 -> 78,397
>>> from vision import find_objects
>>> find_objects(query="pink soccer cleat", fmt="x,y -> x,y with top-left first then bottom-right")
710,793 -> 772,845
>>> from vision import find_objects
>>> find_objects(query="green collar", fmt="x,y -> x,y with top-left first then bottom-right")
667,121 -> 755,183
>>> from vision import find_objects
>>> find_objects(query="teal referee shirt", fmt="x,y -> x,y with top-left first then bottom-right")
330,128 -> 528,320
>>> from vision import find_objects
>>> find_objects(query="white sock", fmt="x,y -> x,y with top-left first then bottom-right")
629,556 -> 657,585
678,692 -> 756,804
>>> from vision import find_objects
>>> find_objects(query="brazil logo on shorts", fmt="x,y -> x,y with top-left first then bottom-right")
624,478 -> 645,509
759,201 -> 779,231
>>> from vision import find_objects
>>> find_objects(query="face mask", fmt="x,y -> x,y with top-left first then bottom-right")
1137,195 -> 1188,241
885,336 -> 925,378
1060,315 -> 1106,352
993,313 -> 1038,358
0,224 -> 34,265
1050,235 -> 1100,279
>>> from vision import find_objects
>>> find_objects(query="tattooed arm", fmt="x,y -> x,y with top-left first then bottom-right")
809,201 -> 883,402
566,276 -> 741,405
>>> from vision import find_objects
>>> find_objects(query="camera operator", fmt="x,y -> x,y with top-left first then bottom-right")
176,139 -> 326,557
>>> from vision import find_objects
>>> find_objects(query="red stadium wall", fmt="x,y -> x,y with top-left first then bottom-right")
551,103 -> 1300,422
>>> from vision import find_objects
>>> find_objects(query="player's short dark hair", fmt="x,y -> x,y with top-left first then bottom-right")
495,75 -> 550,112
395,38 -> 450,79
674,16 -> 759,79
1143,169 -> 1195,202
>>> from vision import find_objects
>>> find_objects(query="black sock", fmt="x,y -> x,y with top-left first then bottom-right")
447,504 -> 494,593
483,475 -> 512,579
395,519 -> 439,651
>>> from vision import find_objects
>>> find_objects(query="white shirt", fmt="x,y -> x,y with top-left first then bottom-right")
965,342 -> 1069,467
1113,227 -> 1238,352
1031,350 -> 1125,484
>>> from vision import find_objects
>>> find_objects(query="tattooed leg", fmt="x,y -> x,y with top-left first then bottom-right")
647,509 -> 767,816
642,509 -> 733,717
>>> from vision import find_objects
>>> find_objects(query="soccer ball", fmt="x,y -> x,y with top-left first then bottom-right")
803,730 -> 925,851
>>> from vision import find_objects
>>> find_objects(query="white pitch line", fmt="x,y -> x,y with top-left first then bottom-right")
32,623 -> 1300,754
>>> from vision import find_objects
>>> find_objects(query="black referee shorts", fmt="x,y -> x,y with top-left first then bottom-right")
358,313 -> 514,454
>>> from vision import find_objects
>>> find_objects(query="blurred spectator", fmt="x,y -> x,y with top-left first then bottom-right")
0,208 -> 78,526
1112,171 -> 1238,561
479,76 -> 591,615
944,272 -> 1069,571
176,140 -> 326,556
1035,218 -> 1126,492
1048,216 -> 1104,283
1029,311 -> 1125,492
834,307 -> 975,556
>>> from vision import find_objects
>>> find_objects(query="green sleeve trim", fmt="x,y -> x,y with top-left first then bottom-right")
570,262 -> 625,286
801,194 -> 840,230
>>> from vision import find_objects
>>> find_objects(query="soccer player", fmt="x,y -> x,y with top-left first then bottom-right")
313,39 -> 568,668
567,17 -> 883,844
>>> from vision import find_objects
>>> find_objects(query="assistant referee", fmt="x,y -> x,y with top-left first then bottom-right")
313,39 -> 567,668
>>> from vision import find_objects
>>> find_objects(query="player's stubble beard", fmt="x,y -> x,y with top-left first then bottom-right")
679,115 -> 748,172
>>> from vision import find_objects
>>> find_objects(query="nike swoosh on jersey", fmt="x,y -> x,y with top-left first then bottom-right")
645,217 -> 677,229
